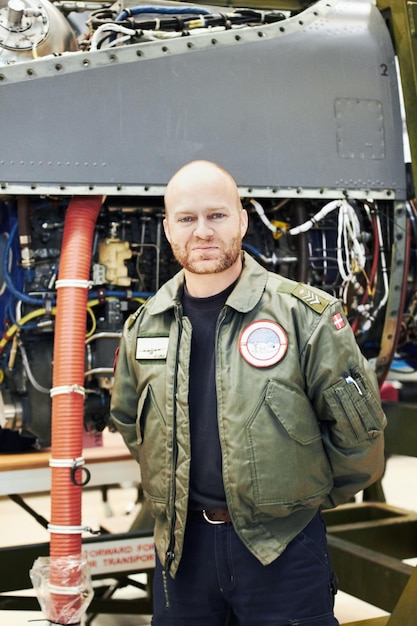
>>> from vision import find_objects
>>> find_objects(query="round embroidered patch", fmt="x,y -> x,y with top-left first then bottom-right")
239,320 -> 288,368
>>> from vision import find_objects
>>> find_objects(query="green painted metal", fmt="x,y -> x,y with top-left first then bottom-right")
386,566 -> 417,624
383,401 -> 417,457
327,533 -> 413,613
324,503 -> 417,618
344,618 -> 390,626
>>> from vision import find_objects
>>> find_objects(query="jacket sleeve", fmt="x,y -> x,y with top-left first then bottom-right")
110,319 -> 141,463
305,300 -> 387,508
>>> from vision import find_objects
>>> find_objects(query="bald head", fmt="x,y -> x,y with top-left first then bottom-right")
164,160 -> 241,214
162,160 -> 248,296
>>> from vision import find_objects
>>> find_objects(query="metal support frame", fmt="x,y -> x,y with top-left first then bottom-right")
324,503 -> 417,609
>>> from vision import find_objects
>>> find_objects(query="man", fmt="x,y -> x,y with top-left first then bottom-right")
111,160 -> 386,625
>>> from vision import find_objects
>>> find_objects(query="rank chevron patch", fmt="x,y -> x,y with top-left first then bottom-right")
291,284 -> 330,314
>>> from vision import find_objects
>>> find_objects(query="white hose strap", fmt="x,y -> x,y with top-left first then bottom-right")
48,524 -> 90,534
55,279 -> 92,289
50,384 -> 86,398
49,457 -> 85,469
47,583 -> 86,595
48,523 -> 100,536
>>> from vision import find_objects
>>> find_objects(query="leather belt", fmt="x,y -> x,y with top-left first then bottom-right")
202,508 -> 231,524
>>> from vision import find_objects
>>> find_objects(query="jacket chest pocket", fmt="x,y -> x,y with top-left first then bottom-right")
136,384 -> 169,512
243,379 -> 332,514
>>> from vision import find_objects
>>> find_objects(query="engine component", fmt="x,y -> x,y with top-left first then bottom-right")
0,0 -> 77,64
98,239 -> 132,287
0,190 -> 412,448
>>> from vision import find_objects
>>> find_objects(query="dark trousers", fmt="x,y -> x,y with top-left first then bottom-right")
152,510 -> 339,625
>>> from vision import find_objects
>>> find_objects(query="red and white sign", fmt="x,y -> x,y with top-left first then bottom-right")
82,536 -> 155,576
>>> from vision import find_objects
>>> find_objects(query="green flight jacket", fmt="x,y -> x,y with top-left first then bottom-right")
111,252 -> 386,577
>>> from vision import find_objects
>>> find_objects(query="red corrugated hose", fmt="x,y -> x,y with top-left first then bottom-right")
49,196 -> 103,623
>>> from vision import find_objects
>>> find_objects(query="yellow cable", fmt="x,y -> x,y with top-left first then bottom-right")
85,306 -> 97,338
0,307 -> 56,351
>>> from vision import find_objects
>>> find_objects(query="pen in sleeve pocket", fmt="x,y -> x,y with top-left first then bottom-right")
344,374 -> 363,396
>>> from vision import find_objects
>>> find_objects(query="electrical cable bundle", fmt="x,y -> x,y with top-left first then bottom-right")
87,5 -> 286,50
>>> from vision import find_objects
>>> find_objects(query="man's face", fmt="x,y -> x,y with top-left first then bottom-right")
163,169 -> 248,276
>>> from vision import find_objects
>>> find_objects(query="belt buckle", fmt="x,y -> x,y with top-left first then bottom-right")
202,509 -> 226,525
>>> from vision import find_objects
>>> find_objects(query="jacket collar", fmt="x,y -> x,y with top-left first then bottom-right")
226,252 -> 267,312
147,251 -> 268,316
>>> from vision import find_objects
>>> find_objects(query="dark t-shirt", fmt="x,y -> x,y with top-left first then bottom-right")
182,282 -> 235,510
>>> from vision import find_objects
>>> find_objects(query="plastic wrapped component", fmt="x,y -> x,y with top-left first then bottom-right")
30,555 -> 93,625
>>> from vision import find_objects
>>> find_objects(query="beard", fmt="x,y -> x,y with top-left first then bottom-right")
170,234 -> 242,275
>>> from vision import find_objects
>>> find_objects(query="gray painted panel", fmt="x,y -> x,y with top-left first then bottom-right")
0,0 -> 406,197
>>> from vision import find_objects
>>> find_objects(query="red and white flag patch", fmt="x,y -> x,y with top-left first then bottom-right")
332,313 -> 345,330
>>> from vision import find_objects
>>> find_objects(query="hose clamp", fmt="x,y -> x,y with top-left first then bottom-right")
49,456 -> 91,486
50,384 -> 86,398
49,457 -> 85,468
55,279 -> 93,289
48,523 -> 101,536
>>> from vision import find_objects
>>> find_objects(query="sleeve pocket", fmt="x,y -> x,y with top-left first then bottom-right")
322,366 -> 386,446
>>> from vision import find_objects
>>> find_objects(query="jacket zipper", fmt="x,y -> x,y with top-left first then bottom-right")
163,305 -> 225,603
162,303 -> 182,606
